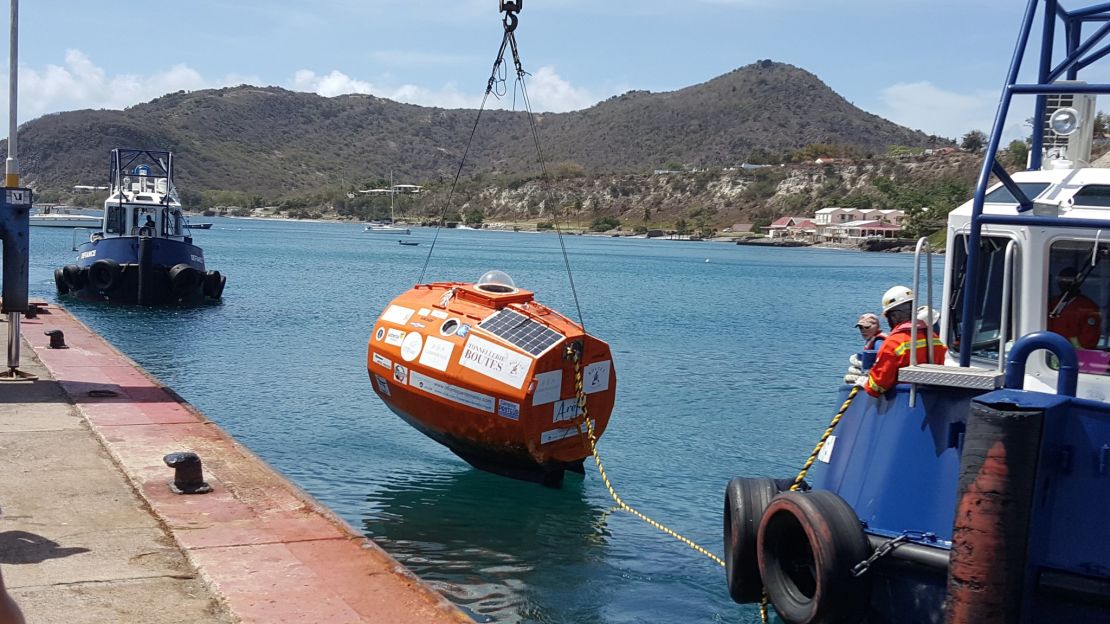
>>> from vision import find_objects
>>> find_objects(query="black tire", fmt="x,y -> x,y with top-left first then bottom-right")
757,490 -> 870,624
54,268 -> 70,295
62,264 -> 85,291
168,263 -> 201,297
87,259 -> 120,292
203,270 -> 225,299
724,477 -> 781,603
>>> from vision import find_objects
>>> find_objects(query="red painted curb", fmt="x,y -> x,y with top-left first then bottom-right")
22,304 -> 472,624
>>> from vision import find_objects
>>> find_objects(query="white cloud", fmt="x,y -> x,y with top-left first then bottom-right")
291,69 -> 373,97
2,49 -> 256,123
0,50 -> 604,128
289,65 -> 603,113
524,66 -> 597,112
875,80 -> 1028,142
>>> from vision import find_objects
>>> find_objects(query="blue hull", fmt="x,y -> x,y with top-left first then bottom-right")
793,379 -> 1110,623
57,236 -> 224,306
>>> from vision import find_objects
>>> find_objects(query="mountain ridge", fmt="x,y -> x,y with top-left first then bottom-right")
11,60 -> 949,199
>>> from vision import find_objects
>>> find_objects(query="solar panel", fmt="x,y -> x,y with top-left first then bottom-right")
478,309 -> 565,356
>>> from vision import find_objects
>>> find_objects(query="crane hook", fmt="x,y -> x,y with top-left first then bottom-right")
500,0 -> 522,32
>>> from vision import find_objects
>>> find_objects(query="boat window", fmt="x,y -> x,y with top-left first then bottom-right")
1047,240 -> 1110,375
1071,185 -> 1110,208
105,205 -> 125,234
983,182 -> 1049,204
948,235 -> 1016,360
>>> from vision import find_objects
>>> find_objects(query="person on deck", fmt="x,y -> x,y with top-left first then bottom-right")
860,285 -> 947,398
856,313 -> 886,351
844,313 -> 886,384
1048,266 -> 1102,349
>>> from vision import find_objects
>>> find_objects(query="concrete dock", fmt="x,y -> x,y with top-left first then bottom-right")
0,304 -> 471,623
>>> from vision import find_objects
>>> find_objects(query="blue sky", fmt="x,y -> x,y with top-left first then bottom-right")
0,1 -> 1066,142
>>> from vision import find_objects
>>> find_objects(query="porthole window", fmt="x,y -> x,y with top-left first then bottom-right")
440,318 -> 460,336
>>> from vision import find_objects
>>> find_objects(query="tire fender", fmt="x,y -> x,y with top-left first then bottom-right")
757,490 -> 871,624
87,259 -> 121,292
169,263 -> 201,297
203,270 -> 225,299
62,264 -> 85,291
54,268 -> 70,295
724,477 -> 782,604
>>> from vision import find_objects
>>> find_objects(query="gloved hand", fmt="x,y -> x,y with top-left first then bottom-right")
855,374 -> 870,389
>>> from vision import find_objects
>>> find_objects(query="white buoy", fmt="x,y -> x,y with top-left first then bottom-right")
705,258 -> 710,263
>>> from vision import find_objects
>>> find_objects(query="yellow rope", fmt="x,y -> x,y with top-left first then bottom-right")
567,348 -> 725,568
788,385 -> 859,491
753,385 -> 860,623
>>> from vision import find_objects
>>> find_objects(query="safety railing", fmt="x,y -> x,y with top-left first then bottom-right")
910,236 -> 936,366
998,240 -> 1018,373
1004,332 -> 1078,397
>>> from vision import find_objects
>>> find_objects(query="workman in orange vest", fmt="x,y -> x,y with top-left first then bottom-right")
1048,267 -> 1102,349
861,285 -> 947,397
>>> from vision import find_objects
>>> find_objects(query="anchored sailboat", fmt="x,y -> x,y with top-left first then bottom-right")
362,172 -> 416,234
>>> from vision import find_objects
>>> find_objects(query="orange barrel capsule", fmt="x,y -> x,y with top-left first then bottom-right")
367,272 -> 616,486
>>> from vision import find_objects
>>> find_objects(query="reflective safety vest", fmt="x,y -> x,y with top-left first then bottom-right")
864,321 -> 947,397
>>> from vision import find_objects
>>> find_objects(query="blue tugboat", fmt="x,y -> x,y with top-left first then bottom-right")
724,2 -> 1110,622
54,148 -> 225,305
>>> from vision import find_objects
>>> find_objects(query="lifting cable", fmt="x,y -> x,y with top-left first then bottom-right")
425,0 -> 723,577
418,0 -> 586,330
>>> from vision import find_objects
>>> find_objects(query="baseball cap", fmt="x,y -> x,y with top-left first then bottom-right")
855,313 -> 880,329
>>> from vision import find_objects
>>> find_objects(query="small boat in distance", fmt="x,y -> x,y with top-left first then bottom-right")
398,240 -> 419,246
29,205 -> 101,228
365,221 -> 411,234
54,148 -> 226,306
185,221 -> 213,230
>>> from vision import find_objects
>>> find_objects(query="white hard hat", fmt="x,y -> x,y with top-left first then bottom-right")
881,285 -> 914,314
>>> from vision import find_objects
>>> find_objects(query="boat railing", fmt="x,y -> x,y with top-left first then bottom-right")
908,237 -> 937,407
910,236 -> 936,367
71,227 -> 92,251
1004,332 -> 1079,396
998,240 -> 1018,374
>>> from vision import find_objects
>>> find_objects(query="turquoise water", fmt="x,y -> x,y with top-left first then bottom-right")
27,220 -> 918,623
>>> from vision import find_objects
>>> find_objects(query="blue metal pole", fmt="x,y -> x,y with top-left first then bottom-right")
960,0 -> 1041,367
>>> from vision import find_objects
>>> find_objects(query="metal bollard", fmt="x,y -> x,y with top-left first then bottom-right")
43,329 -> 66,349
163,452 -> 212,494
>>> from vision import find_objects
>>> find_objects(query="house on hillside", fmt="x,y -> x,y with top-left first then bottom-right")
766,216 -> 803,238
766,216 -> 819,240
814,209 -> 906,242
789,219 -> 817,240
